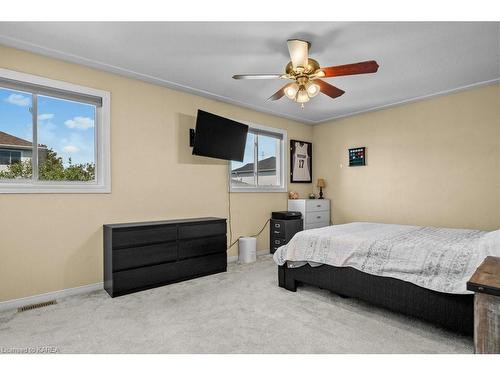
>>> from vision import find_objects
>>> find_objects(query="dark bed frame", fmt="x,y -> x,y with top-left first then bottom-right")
278,263 -> 474,336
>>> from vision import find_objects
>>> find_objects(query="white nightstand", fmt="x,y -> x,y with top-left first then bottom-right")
287,199 -> 331,230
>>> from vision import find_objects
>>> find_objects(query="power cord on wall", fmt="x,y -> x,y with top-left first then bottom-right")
226,171 -> 270,251
227,218 -> 270,250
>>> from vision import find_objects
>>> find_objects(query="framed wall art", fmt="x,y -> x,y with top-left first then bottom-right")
349,147 -> 366,166
290,140 -> 312,183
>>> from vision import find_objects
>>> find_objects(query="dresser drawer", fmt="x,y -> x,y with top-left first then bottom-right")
113,242 -> 177,271
179,235 -> 226,259
306,200 -> 330,212
271,237 -> 288,247
271,246 -> 281,254
271,239 -> 288,254
306,210 -> 330,225
112,252 -> 226,295
112,225 -> 177,248
271,220 -> 285,238
178,221 -> 226,239
305,221 -> 329,230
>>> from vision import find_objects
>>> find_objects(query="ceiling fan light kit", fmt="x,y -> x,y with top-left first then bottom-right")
296,88 -> 310,105
306,81 -> 320,97
284,83 -> 299,99
233,39 -> 379,108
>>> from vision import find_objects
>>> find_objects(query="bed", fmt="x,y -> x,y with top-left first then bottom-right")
274,222 -> 500,335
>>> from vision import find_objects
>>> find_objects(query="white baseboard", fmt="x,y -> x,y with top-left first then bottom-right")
228,249 -> 270,263
0,282 -> 103,313
0,251 -> 272,312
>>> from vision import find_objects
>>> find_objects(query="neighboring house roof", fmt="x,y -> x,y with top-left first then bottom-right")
0,131 -> 46,149
231,156 -> 276,173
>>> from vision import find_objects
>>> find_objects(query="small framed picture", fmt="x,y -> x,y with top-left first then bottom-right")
290,140 -> 312,183
349,147 -> 366,167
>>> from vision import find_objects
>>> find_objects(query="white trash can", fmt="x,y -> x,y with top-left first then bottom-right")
238,237 -> 257,264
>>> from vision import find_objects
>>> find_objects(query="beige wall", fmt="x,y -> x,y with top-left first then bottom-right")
313,84 -> 500,231
1,44 -> 498,303
0,46 -> 313,302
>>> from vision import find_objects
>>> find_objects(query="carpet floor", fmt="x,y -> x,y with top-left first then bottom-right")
0,256 -> 473,353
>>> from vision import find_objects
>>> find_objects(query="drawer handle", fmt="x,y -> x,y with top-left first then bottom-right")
274,240 -> 280,244
274,223 -> 281,228
316,205 -> 321,207
273,231 -> 280,234
317,216 -> 321,219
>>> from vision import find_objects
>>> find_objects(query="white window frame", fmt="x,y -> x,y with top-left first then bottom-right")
0,68 -> 111,194
228,121 -> 287,193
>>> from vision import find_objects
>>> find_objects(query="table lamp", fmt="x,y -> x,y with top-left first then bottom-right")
317,178 -> 326,199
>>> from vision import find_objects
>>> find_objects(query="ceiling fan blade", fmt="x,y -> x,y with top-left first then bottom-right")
287,39 -> 310,70
267,84 -> 292,101
316,79 -> 345,99
320,60 -> 379,78
232,74 -> 283,80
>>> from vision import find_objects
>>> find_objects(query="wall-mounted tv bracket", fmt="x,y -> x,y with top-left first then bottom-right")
189,128 -> 196,147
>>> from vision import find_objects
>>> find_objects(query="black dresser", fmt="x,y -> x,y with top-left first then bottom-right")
104,217 -> 227,297
270,218 -> 303,254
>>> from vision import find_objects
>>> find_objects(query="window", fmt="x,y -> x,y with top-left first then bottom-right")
230,123 -> 286,192
0,69 -> 110,193
0,150 -> 21,166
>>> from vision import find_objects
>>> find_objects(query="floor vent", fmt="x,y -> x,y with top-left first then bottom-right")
18,300 -> 57,312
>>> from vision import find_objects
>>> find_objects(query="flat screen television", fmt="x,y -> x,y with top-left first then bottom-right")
192,110 -> 249,162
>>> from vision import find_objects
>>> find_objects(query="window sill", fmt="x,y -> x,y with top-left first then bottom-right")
229,186 -> 287,193
0,182 -> 111,194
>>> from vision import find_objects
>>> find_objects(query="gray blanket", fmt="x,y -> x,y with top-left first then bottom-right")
273,222 -> 500,294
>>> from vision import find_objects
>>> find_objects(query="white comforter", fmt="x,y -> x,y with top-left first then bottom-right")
273,222 -> 500,294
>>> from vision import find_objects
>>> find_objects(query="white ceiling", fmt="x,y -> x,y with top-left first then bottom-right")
0,22 -> 498,125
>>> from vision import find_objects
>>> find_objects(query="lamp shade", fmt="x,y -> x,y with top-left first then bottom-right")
317,178 -> 326,188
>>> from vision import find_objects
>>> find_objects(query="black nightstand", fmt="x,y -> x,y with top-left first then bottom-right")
270,218 -> 303,254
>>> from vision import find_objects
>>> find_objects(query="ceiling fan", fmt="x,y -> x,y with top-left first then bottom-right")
232,39 -> 379,108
